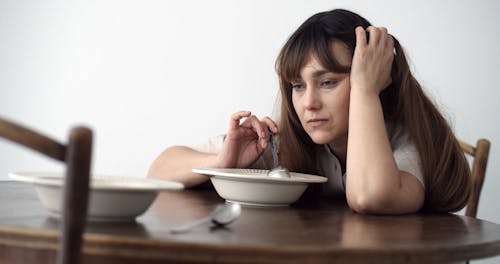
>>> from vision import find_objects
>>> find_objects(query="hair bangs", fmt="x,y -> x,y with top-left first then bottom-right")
278,30 -> 314,84
313,38 -> 351,75
278,22 -> 351,86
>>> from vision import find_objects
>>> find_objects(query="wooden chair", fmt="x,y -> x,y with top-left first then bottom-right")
0,117 -> 92,264
459,139 -> 491,218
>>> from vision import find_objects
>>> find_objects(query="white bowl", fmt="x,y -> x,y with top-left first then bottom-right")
9,172 -> 184,222
192,168 -> 327,207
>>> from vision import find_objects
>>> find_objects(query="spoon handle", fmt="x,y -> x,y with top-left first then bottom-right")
170,216 -> 211,234
269,132 -> 279,168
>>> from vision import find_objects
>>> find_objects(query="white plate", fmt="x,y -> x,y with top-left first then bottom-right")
192,168 -> 327,207
9,172 -> 184,222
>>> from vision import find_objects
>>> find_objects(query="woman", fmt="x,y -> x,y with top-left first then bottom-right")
148,9 -> 471,214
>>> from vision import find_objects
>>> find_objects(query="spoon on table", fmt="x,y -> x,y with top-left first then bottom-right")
267,132 -> 291,178
170,203 -> 242,234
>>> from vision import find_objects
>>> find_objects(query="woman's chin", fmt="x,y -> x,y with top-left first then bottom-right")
309,132 -> 335,145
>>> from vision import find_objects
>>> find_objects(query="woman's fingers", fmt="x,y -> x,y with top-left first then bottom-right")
240,115 -> 261,135
355,26 -> 367,49
364,26 -> 394,59
238,115 -> 263,147
366,26 -> 380,46
352,25 -> 394,94
229,110 -> 251,130
228,111 -> 279,149
262,116 -> 279,134
378,28 -> 393,54
386,34 -> 395,52
241,114 -> 280,148
366,26 -> 389,47
357,26 -> 392,52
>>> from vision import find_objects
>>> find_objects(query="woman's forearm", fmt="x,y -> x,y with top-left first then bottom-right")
346,89 -> 424,214
147,146 -> 219,188
346,90 -> 401,194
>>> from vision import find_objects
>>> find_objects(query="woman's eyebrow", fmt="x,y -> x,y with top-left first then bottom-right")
312,70 -> 332,78
294,69 -> 338,82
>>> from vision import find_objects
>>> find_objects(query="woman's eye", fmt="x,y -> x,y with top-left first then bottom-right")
291,83 -> 305,90
320,79 -> 338,87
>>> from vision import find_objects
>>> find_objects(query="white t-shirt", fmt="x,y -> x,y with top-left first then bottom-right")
316,132 -> 425,195
192,130 -> 424,196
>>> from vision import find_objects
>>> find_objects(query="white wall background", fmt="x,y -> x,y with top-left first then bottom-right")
1,0 -> 499,262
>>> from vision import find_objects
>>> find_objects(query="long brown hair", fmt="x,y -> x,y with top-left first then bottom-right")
275,9 -> 471,213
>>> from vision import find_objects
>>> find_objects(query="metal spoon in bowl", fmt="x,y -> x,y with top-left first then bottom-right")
170,203 -> 242,234
267,132 -> 291,178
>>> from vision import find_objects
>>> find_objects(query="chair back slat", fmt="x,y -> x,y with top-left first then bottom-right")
0,118 -> 66,161
460,139 -> 491,218
58,127 -> 92,264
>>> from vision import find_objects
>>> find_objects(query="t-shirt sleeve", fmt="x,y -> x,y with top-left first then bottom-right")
393,140 -> 425,188
191,134 -> 225,154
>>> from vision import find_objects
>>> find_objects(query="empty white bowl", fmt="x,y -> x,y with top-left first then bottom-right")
9,172 -> 184,222
192,168 -> 328,207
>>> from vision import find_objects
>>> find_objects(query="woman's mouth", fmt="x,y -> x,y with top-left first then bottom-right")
307,119 -> 328,128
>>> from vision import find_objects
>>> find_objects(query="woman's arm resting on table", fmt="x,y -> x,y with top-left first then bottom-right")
347,89 -> 424,214
346,26 -> 424,214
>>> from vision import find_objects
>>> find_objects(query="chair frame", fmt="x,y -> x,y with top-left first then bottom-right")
459,139 -> 491,218
0,117 -> 92,264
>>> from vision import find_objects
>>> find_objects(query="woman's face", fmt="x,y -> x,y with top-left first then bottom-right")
291,41 -> 352,147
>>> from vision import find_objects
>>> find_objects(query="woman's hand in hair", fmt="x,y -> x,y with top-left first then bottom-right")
350,26 -> 394,95
215,111 -> 278,169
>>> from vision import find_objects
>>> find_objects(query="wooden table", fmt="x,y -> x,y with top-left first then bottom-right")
1,181 -> 500,263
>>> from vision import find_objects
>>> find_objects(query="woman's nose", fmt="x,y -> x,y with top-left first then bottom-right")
303,88 -> 321,110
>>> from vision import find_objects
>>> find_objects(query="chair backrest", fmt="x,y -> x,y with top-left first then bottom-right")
459,139 -> 491,218
0,117 -> 92,264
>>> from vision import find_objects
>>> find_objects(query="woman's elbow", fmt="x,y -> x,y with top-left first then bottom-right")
346,191 -> 423,215
345,177 -> 396,214
345,170 -> 425,214
346,191 -> 385,214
